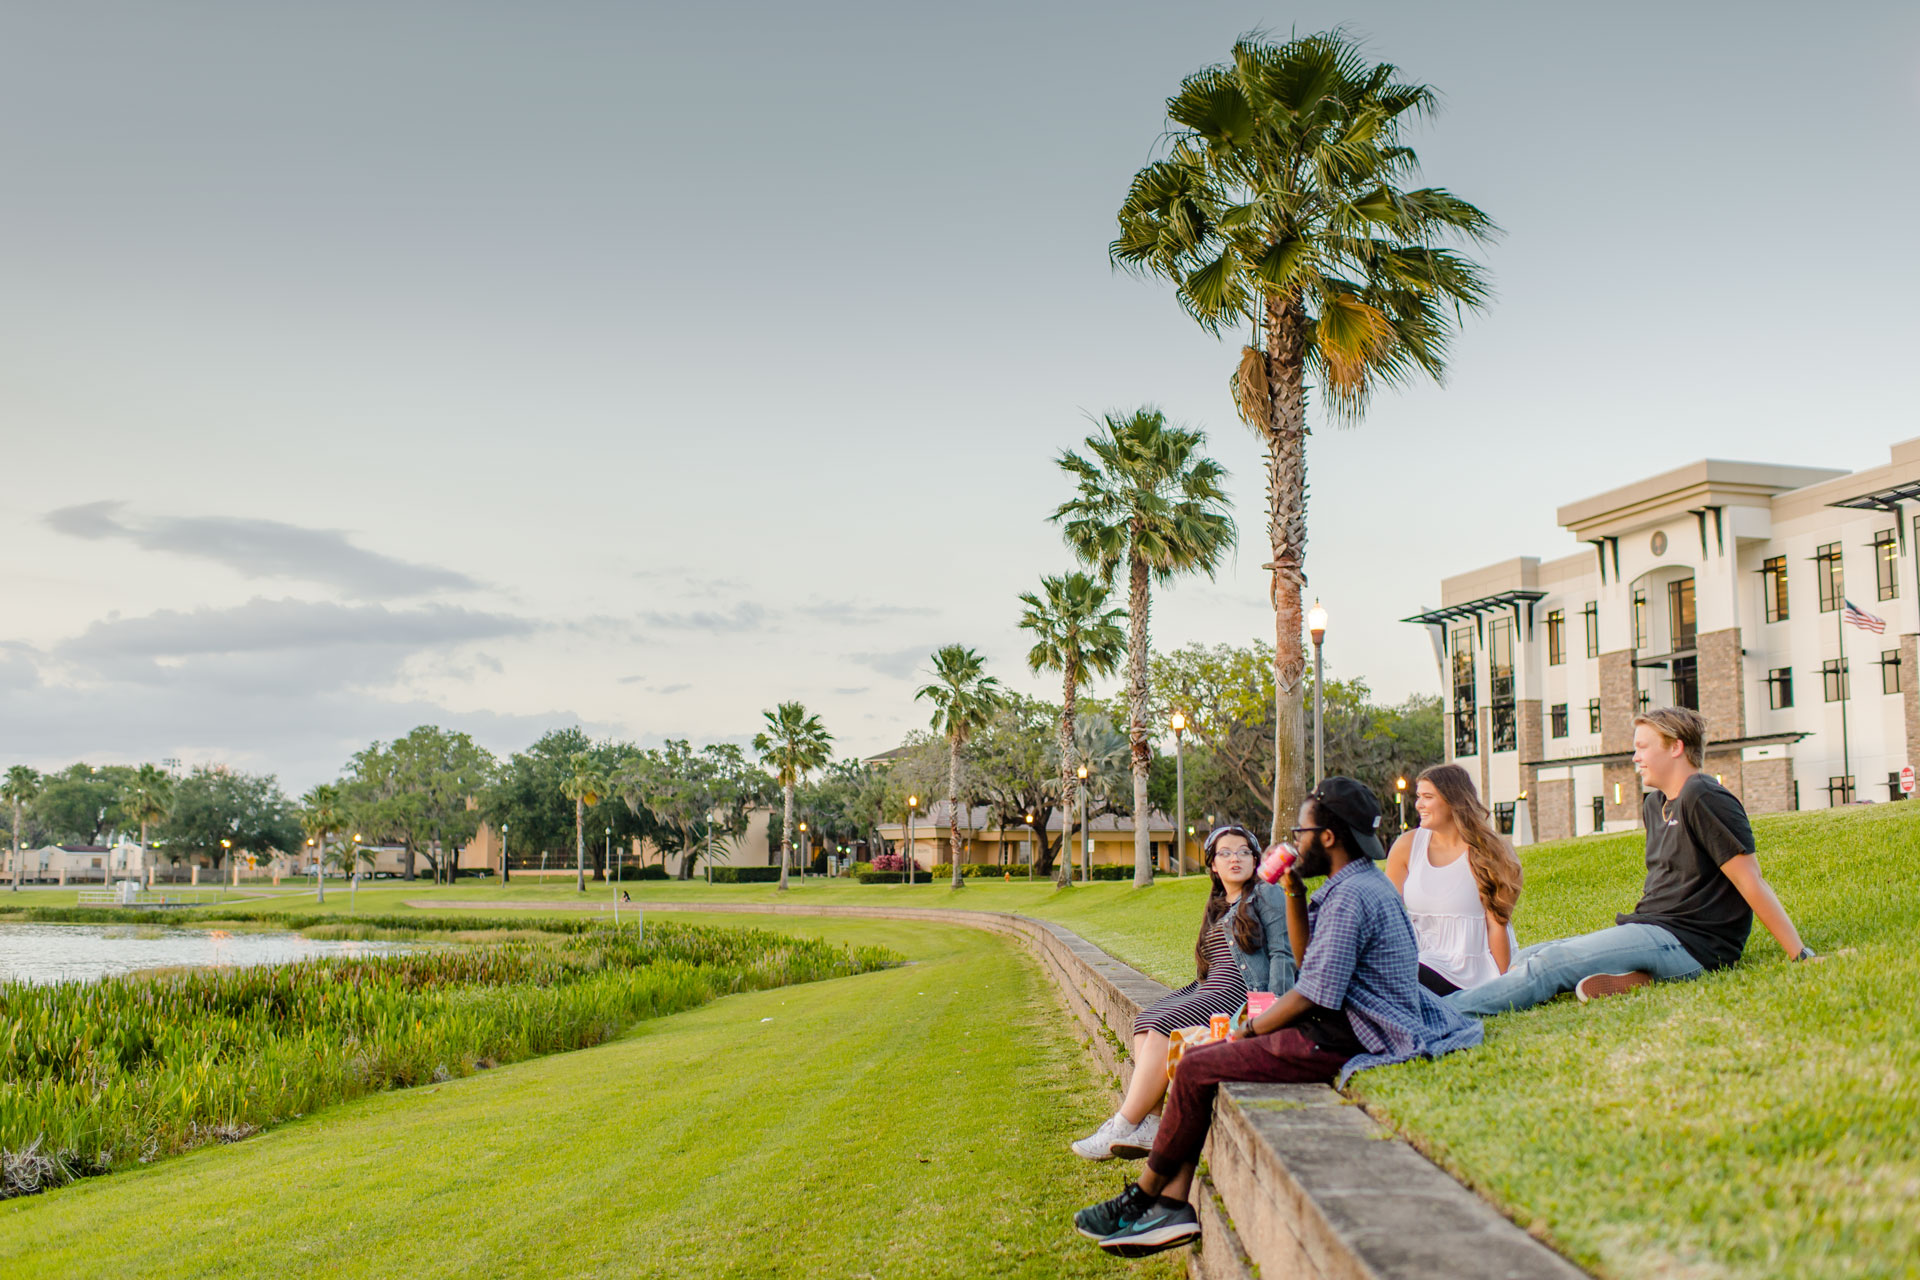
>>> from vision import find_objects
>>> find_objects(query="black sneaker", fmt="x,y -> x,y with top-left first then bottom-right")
1073,1183 -> 1152,1241
1099,1199 -> 1201,1256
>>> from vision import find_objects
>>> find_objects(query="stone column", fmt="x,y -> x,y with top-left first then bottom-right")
1518,699 -> 1544,835
1599,650 -> 1639,826
1477,707 -> 1492,801
1903,634 -> 1919,772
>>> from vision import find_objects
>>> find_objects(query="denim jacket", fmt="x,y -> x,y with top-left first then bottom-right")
1224,880 -> 1298,995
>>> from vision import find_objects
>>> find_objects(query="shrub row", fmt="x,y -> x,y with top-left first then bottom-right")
0,920 -> 900,1198
707,867 -> 785,884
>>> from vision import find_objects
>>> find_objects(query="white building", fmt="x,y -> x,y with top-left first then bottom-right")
1407,437 -> 1919,840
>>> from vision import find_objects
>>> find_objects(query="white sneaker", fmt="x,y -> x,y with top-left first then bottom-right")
1071,1114 -> 1132,1161
1109,1113 -> 1159,1160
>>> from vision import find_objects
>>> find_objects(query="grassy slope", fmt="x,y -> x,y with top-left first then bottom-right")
0,915 -> 1178,1280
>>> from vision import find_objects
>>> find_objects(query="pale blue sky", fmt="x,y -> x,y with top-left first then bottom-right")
4,1 -> 1918,788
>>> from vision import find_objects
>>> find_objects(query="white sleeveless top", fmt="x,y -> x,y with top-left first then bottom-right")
1404,828 -> 1518,990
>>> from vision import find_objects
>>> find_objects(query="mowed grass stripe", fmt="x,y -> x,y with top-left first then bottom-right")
0,916 -> 1179,1280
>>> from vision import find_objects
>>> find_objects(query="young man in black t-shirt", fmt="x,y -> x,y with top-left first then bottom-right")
1447,706 -> 1816,1016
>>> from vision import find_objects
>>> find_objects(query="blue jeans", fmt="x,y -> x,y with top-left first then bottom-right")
1443,923 -> 1704,1017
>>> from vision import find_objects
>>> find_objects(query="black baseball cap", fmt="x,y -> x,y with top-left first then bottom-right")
1308,777 -> 1387,861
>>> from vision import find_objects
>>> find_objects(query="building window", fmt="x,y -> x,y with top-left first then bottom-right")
1550,703 -> 1569,738
1826,775 -> 1855,807
1874,529 -> 1900,602
1667,577 -> 1696,651
1822,658 -> 1850,703
1816,542 -> 1843,613
1761,555 -> 1789,623
1451,627 -> 1477,757
1768,667 -> 1794,710
1632,587 -> 1650,648
1881,649 -> 1904,695
1591,795 -> 1605,832
1588,698 -> 1602,733
1546,610 -> 1566,666
1489,618 -> 1516,753
1671,655 -> 1699,710
1583,602 -> 1600,658
1493,802 -> 1515,835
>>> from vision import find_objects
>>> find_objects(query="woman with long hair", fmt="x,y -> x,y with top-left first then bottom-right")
1385,763 -> 1525,994
1072,823 -> 1295,1161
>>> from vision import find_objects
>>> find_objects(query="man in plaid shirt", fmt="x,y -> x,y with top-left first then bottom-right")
1073,778 -> 1482,1258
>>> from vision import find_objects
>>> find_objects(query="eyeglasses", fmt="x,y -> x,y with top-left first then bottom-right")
1211,847 -> 1253,859
1289,826 -> 1326,838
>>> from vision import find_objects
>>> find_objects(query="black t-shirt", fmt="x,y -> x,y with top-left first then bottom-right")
1618,772 -> 1755,969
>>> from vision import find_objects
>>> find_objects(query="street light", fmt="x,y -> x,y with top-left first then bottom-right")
906,796 -> 919,887
221,838 -> 233,889
1076,763 -> 1090,884
799,821 -> 808,878
1395,777 -> 1409,834
705,811 -> 717,884
606,826 -> 616,925
1170,710 -> 1188,876
500,821 -> 510,887
1309,600 -> 1329,787
351,833 -> 362,912
1025,811 -> 1035,881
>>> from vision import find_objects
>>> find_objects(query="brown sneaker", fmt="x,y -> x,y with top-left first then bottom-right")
1575,971 -> 1654,1002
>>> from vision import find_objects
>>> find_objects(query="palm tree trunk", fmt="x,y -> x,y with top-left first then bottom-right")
1055,675 -> 1077,885
1126,549 -> 1153,887
778,784 -> 794,892
575,797 -> 586,892
10,799 -> 20,892
1264,294 -> 1311,840
948,740 -> 964,889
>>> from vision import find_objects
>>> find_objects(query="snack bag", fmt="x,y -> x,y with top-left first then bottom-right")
1258,842 -> 1299,885
1165,1024 -> 1224,1081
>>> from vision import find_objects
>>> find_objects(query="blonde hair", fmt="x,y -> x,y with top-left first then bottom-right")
1417,763 -> 1525,926
1633,706 -> 1705,767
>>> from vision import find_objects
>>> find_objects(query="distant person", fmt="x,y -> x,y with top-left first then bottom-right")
1384,764 -> 1523,994
1447,707 -> 1818,1017
1072,779 -> 1481,1256
1071,824 -> 1296,1162
621,890 -> 631,902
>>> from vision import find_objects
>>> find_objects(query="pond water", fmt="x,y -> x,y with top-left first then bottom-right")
0,923 -> 416,986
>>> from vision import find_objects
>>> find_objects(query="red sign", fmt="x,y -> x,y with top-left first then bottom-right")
1902,766 -> 1916,796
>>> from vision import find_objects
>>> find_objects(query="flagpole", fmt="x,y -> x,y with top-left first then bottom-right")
1837,599 -> 1852,803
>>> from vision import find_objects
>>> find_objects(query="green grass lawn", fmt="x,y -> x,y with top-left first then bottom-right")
0,914 -> 1179,1280
9,801 -> 1912,1277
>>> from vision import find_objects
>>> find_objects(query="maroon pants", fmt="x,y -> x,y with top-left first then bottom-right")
1145,1029 -> 1351,1178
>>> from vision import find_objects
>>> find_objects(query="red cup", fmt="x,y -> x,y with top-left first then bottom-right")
1258,842 -> 1298,885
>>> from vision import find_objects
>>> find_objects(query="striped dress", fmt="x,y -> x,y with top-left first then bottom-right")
1133,922 -> 1249,1036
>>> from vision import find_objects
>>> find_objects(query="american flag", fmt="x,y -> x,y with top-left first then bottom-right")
1843,599 -> 1886,634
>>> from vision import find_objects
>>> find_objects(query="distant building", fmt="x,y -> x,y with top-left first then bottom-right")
1407,437 -> 1920,840
874,802 -> 1181,871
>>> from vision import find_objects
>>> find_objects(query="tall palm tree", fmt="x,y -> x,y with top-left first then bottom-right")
915,645 -> 1004,889
123,763 -> 173,885
1018,572 -> 1126,883
1112,30 -> 1493,833
754,703 -> 834,893
1056,408 -> 1235,886
3,766 -> 41,893
560,752 -> 608,893
299,782 -> 342,904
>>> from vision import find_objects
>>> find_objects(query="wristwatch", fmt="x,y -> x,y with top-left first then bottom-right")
1793,946 -> 1817,962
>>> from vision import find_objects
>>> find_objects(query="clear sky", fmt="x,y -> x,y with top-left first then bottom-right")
4,1 -> 1918,791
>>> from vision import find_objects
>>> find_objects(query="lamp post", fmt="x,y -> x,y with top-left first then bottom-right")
798,821 -> 808,878
607,826 -> 616,925
706,811 -> 717,884
1076,763 -> 1090,884
1170,710 -> 1188,876
351,833 -> 362,913
1309,600 -> 1329,788
1025,811 -> 1034,881
221,838 -> 233,890
1395,777 -> 1409,835
905,796 -> 919,887
307,838 -> 320,904
500,821 -> 510,887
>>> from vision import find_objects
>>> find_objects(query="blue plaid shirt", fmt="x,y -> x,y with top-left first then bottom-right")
1295,859 -> 1483,1085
